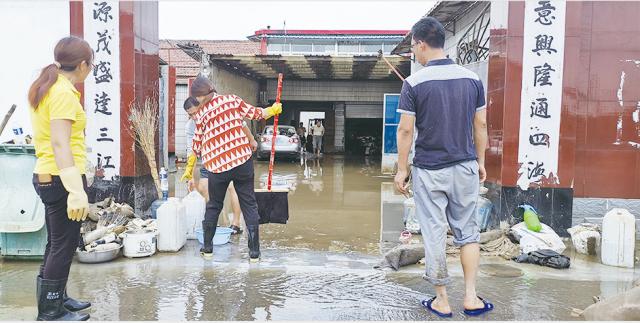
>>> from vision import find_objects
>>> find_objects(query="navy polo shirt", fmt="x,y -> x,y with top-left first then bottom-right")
398,58 -> 486,170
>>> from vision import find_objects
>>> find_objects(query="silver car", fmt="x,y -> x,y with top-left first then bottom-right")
256,125 -> 301,161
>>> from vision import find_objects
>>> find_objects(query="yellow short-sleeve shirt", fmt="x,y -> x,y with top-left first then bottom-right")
30,74 -> 87,175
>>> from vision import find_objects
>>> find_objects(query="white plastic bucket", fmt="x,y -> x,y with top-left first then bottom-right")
122,229 -> 157,258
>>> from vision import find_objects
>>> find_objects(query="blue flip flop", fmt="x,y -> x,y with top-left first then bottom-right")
421,297 -> 453,318
463,296 -> 494,316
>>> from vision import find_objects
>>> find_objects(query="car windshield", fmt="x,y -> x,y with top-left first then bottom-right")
264,127 -> 296,137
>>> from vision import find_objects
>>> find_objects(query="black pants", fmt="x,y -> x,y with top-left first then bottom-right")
205,158 -> 259,227
33,175 -> 85,281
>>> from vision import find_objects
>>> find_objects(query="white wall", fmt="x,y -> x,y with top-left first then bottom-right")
442,4 -> 490,61
0,1 -> 70,142
174,84 -> 190,159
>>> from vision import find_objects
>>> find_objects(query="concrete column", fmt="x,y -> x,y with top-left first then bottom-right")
71,1 -> 160,213
333,103 -> 345,152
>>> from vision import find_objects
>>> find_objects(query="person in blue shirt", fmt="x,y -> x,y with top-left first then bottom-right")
394,17 -> 492,317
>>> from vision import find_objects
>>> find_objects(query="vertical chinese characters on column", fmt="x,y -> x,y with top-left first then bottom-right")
517,0 -> 566,190
83,1 -> 121,180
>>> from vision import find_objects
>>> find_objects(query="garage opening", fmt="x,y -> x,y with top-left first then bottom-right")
344,104 -> 383,156
345,119 -> 382,156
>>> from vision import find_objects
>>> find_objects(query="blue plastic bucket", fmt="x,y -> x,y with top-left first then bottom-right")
195,227 -> 233,245
150,199 -> 166,219
476,197 -> 493,231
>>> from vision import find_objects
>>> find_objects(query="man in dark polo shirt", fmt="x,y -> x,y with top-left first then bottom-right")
394,17 -> 491,317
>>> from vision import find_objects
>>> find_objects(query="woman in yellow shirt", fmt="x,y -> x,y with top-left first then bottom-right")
28,36 -> 93,321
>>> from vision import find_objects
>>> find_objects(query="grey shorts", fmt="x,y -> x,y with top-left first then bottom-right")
412,160 -> 480,286
313,136 -> 323,149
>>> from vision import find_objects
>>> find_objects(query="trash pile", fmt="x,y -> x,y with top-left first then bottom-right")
384,204 -> 636,270
379,203 -> 581,271
77,197 -> 157,264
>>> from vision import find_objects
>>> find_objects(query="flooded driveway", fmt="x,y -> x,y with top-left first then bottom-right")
1,155 -> 638,320
253,155 -> 385,254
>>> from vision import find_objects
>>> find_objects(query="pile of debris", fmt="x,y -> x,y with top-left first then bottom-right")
78,197 -> 157,263
376,204 -> 576,271
375,229 -> 520,271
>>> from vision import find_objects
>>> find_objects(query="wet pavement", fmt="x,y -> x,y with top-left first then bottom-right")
1,155 -> 639,320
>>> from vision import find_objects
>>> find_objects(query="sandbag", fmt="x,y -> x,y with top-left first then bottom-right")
582,285 -> 640,320
567,223 -> 600,255
374,244 -> 424,271
511,222 -> 566,254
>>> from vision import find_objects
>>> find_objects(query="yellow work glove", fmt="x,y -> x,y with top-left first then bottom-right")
58,166 -> 89,222
263,102 -> 283,120
181,154 -> 197,181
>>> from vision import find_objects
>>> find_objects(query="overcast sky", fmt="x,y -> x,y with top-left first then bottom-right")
159,1 -> 436,40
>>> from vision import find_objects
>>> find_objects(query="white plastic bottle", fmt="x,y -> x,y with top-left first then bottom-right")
159,167 -> 168,200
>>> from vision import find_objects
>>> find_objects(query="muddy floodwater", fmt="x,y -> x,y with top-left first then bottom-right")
1,156 -> 638,320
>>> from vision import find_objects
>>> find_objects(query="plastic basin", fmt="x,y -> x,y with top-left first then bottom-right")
195,227 -> 233,245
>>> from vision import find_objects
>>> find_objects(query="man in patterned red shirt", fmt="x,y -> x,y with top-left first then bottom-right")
181,76 -> 282,261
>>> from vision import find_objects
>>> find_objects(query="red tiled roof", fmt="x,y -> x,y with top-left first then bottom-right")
160,40 -> 260,80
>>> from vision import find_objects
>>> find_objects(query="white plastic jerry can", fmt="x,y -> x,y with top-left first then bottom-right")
182,191 -> 206,240
601,208 -> 636,268
156,197 -> 187,252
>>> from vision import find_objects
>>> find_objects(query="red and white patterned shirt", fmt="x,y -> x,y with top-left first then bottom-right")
192,94 -> 263,173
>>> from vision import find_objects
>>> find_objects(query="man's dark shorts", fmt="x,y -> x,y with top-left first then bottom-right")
200,167 -> 212,179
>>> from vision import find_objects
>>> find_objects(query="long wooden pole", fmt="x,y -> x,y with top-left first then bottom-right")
267,74 -> 283,191
378,50 -> 406,81
0,104 -> 17,136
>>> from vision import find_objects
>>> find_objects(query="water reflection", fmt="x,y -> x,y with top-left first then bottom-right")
302,157 -> 323,194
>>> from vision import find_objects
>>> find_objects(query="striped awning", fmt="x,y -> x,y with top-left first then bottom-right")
178,43 -> 410,81
207,54 -> 410,81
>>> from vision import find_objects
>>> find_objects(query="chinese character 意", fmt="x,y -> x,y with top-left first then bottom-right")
527,161 -> 546,180
532,35 -> 557,56
530,98 -> 551,118
94,61 -> 113,84
97,153 -> 115,169
96,30 -> 112,55
93,2 -> 113,23
534,1 -> 556,26
97,127 -> 114,142
529,132 -> 551,147
533,63 -> 555,87
94,92 -> 112,115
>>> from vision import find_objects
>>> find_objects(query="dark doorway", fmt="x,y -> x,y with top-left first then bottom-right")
345,118 -> 382,156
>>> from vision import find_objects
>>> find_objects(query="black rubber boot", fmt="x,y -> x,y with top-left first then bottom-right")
200,221 -> 216,259
63,290 -> 91,312
40,265 -> 91,311
36,277 -> 90,321
247,225 -> 260,262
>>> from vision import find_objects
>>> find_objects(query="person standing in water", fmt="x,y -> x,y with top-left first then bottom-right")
28,36 -> 93,321
395,17 -> 492,317
311,119 -> 324,158
181,76 -> 282,261
297,122 -> 306,153
184,97 -> 256,235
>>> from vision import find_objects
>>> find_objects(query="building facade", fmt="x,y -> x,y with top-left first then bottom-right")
178,29 -> 411,156
394,1 -> 640,235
